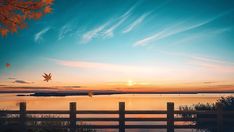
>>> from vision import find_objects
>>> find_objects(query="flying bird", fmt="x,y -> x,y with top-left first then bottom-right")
5,63 -> 10,68
88,91 -> 93,97
42,73 -> 52,82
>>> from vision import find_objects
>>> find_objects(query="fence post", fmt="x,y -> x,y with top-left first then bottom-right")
217,103 -> 223,132
167,102 -> 174,132
70,102 -> 77,132
119,102 -> 125,132
19,102 -> 26,132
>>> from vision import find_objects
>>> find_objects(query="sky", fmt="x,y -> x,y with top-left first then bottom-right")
0,0 -> 234,92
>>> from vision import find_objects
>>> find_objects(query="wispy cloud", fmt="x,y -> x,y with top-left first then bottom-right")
123,12 -> 150,33
81,22 -> 109,43
8,77 -> 16,80
188,56 -> 234,73
80,3 -> 140,42
169,27 -> 232,46
50,58 -> 157,73
133,11 -> 230,47
13,80 -> 34,84
58,23 -> 73,40
160,50 -> 234,73
190,59 -> 234,73
102,5 -> 135,38
34,27 -> 50,43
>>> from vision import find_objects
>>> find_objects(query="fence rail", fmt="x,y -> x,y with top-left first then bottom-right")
0,102 -> 234,132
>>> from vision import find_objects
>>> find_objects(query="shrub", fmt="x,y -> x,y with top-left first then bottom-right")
179,96 -> 234,132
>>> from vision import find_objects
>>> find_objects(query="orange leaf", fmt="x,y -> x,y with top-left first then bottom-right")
33,12 -> 42,19
44,6 -> 52,13
0,29 -> 9,37
43,0 -> 54,5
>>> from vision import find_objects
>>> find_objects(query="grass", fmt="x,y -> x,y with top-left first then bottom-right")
0,113 -> 96,132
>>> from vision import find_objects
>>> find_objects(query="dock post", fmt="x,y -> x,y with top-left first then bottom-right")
19,102 -> 26,132
70,102 -> 77,132
119,102 -> 125,132
167,102 -> 174,132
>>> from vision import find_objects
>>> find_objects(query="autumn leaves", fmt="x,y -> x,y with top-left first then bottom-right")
42,73 -> 52,82
5,63 -> 10,68
1,1 -> 54,81
5,63 -> 52,82
0,0 -> 53,37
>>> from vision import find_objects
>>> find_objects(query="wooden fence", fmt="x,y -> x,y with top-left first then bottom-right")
0,102 -> 234,132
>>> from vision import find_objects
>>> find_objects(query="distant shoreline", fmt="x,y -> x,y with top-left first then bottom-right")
1,90 -> 234,97
13,91 -> 234,97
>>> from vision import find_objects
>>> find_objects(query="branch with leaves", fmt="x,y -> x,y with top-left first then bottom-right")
0,0 -> 53,37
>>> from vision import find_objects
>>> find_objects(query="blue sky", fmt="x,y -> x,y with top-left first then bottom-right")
0,0 -> 234,89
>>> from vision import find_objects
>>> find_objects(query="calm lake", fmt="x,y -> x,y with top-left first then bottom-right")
1,93 -> 233,110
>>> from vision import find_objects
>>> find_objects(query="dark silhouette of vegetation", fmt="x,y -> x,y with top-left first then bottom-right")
0,113 -> 95,132
179,96 -> 234,132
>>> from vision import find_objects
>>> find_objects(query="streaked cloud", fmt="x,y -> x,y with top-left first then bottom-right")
133,11 -> 231,47
123,12 -> 150,33
80,4 -> 136,42
8,77 -> 16,80
81,22 -> 109,43
13,80 -> 34,84
50,58 -> 159,73
160,50 -> 234,73
170,27 -> 232,46
58,23 -> 73,40
102,5 -> 135,38
34,27 -> 50,43
189,58 -> 234,73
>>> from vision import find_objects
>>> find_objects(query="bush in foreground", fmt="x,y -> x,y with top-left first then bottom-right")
179,96 -> 234,132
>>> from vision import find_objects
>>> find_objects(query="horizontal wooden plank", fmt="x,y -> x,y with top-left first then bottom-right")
77,118 -> 119,121
223,111 -> 234,115
174,125 -> 197,129
0,110 -> 20,114
224,118 -> 234,122
26,110 -> 69,114
0,117 -> 219,122
27,125 -> 69,129
0,118 -> 19,121
125,118 -> 167,121
125,125 -> 167,129
76,110 -> 119,114
125,110 -> 167,114
27,118 -> 70,121
76,125 -> 119,128
1,110 -> 234,115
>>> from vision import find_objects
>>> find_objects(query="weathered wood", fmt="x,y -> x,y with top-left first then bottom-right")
26,110 -> 69,114
1,101 -> 234,131
125,110 -> 167,114
19,102 -> 26,132
76,110 -> 118,114
126,125 -> 167,128
167,102 -> 174,132
76,118 -> 119,121
125,118 -> 167,121
119,102 -> 125,132
217,103 -> 223,132
70,102 -> 76,132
